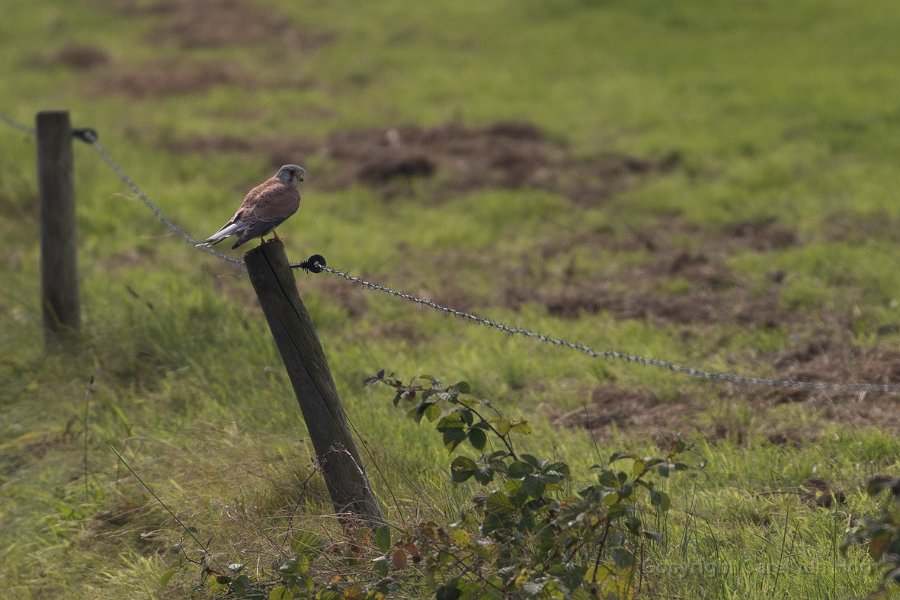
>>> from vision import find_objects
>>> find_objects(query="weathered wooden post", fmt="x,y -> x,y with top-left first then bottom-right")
245,240 -> 384,525
36,110 -> 81,346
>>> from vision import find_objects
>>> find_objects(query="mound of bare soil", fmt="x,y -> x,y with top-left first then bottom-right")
108,0 -> 332,50
747,338 -> 900,423
52,44 -> 112,70
546,385 -> 696,440
503,215 -> 796,326
88,60 -> 253,98
166,121 -> 678,205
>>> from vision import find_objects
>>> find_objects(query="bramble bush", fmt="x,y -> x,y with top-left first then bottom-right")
173,371 -> 703,599
361,370 -> 704,599
843,475 -> 900,597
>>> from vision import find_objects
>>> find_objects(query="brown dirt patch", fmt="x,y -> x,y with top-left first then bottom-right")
108,0 -> 332,50
88,60 -> 254,97
729,338 -> 900,432
504,255 -> 782,325
504,218 -> 793,327
0,433 -> 65,480
164,121 -> 679,204
546,385 -> 697,440
309,278 -> 369,318
822,209 -> 900,244
364,321 -> 427,345
42,44 -> 112,70
723,217 -> 798,252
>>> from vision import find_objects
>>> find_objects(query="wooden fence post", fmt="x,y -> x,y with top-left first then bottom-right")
245,240 -> 384,525
36,110 -> 81,346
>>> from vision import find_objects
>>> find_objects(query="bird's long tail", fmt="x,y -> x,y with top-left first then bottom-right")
195,221 -> 244,247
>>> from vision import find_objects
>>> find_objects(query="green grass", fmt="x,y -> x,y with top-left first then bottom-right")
1,0 -> 899,598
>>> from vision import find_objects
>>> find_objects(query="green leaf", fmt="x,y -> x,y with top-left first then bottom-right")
474,465 -> 495,484
450,528 -> 471,547
626,515 -> 642,535
423,403 -> 442,422
481,512 -> 504,535
268,586 -> 289,600
468,427 -> 487,450
227,563 -> 245,573
510,420 -> 532,435
609,451 -> 638,463
436,579 -> 462,600
453,381 -> 472,394
413,400 -> 436,423
231,575 -> 251,594
374,525 -> 391,553
522,474 -> 546,499
436,413 -> 465,431
643,457 -> 667,470
612,548 -> 635,568
521,454 -> 542,469
521,581 -> 546,595
292,530 -> 323,556
650,490 -> 671,511
372,555 -> 389,577
443,428 -> 468,452
507,460 -> 535,479
597,469 -> 618,487
643,530 -> 664,544
159,567 -> 177,587
546,461 -> 571,476
450,456 -> 477,483
486,490 -> 516,513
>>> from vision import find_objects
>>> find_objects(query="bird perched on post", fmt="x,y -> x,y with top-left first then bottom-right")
197,164 -> 305,249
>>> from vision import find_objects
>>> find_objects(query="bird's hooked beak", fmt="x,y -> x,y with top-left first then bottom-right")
276,164 -> 305,186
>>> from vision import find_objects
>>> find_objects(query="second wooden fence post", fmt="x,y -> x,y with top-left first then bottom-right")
36,110 -> 81,346
245,240 -> 384,526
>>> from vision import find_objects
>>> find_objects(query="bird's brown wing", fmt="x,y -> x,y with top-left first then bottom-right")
243,179 -> 300,222
229,179 -> 301,248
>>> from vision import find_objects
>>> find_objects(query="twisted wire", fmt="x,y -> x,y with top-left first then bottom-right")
86,138 -> 244,266
0,112 -> 35,135
305,262 -> 900,394
2,111 -> 897,393
0,111 -> 243,265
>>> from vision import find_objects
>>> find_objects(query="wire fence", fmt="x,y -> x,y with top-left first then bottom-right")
2,111 -> 899,394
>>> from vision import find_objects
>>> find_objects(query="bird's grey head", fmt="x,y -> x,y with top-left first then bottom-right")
275,164 -> 305,186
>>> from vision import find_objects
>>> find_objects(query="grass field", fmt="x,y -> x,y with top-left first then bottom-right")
1,0 -> 899,598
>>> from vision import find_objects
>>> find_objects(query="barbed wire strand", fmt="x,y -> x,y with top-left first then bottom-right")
296,263 -> 900,395
0,112 -> 35,135
2,111 -> 898,394
86,137 -> 244,266
0,112 -> 243,266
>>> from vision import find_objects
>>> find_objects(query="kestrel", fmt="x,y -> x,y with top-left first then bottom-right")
197,164 -> 305,249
